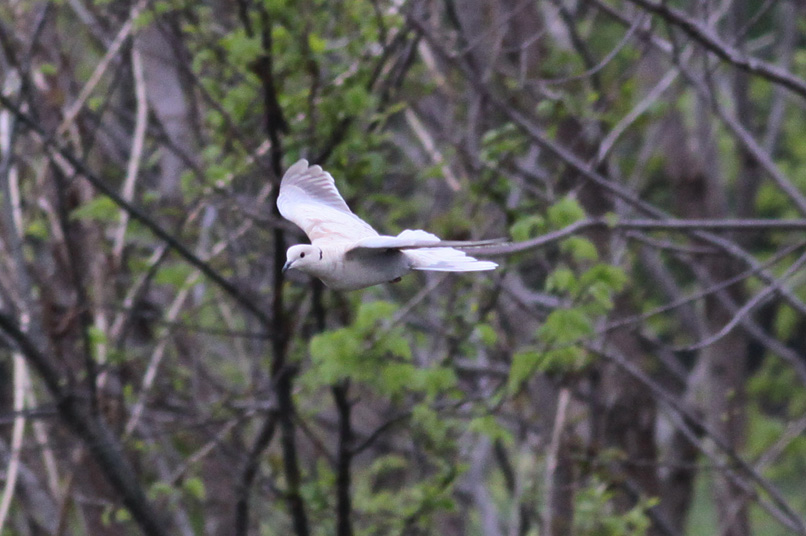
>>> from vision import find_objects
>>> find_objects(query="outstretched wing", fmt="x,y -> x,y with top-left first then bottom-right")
350,231 -> 507,250
346,230 -> 498,271
277,159 -> 378,244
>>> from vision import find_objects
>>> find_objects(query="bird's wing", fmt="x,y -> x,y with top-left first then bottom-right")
346,229 -> 441,251
348,230 -> 506,250
346,230 -> 498,271
277,159 -> 378,244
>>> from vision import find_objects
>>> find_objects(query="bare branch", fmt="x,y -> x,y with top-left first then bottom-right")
0,92 -> 273,329
624,0 -> 806,100
0,313 -> 170,536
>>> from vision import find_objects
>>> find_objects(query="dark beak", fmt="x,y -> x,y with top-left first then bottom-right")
282,260 -> 292,273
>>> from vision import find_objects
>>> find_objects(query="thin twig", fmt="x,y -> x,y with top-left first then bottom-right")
624,0 -> 806,100
0,313 -> 170,536
479,217 -> 806,257
57,0 -> 149,135
678,250 -> 806,352
0,92 -> 273,327
112,46 -> 149,261
0,354 -> 29,533
593,344 -> 806,534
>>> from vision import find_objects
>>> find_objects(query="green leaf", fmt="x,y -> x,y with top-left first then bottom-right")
221,30 -> 261,67
355,300 -> 397,330
604,212 -> 620,227
545,266 -> 577,294
774,304 -> 797,340
25,219 -> 49,240
88,325 -> 108,361
417,366 -> 457,399
547,196 -> 585,228
309,329 -> 362,384
310,329 -> 360,363
263,0 -> 288,13
39,63 -> 57,76
70,196 -> 119,223
510,214 -> 544,242
154,263 -> 195,287
468,415 -> 513,445
538,346 -> 590,373
344,85 -> 370,115
508,349 -> 541,392
586,283 -> 615,313
579,264 -> 627,293
369,454 -> 408,476
381,331 -> 412,360
538,309 -> 593,344
183,477 -> 206,501
114,508 -> 131,523
474,324 -> 498,347
411,404 -> 449,445
308,32 -> 327,53
380,362 -> 417,395
148,481 -> 174,500
561,236 -> 598,262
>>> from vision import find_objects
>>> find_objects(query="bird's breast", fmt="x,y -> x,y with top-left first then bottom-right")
320,248 -> 411,290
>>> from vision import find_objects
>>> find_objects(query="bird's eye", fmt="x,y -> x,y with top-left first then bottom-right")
299,252 -> 305,258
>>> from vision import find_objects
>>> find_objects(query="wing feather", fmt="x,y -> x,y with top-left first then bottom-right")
277,159 -> 378,244
346,229 -> 498,271
348,230 -> 506,251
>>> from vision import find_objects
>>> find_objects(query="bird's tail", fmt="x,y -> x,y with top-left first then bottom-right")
406,247 -> 498,272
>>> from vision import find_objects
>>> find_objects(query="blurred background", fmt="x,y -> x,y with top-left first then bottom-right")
2,0 -> 806,534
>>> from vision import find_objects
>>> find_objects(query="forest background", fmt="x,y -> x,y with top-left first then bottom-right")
2,0 -> 806,535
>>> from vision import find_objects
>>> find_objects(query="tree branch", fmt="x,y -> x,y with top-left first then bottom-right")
333,382 -> 354,536
592,342 -> 806,534
234,409 -> 278,536
624,0 -> 806,101
0,312 -> 169,536
0,92 -> 273,330
478,217 -> 806,256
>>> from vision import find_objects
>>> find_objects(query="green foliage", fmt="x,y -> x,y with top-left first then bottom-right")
508,196 -> 627,391
70,196 -> 120,223
575,478 -> 656,535
305,301 -> 461,404
773,304 -> 798,340
154,263 -> 195,288
348,408 -> 462,533
480,123 -> 528,164
562,236 -> 599,262
468,415 -> 514,445
546,266 -> 577,294
308,303 -> 406,378
24,218 -> 48,240
183,477 -> 206,501
547,196 -> 586,228
508,349 -> 542,391
510,214 -> 545,242
113,508 -> 132,523
540,308 -> 594,345
473,323 -> 499,347
10,2 -> 806,535
748,356 -> 806,417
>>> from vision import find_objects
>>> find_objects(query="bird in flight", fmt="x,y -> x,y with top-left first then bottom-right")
278,159 -> 499,290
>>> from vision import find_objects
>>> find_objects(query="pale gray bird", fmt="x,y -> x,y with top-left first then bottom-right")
278,159 -> 498,290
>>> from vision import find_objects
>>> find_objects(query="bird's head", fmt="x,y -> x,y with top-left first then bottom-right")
283,244 -> 323,274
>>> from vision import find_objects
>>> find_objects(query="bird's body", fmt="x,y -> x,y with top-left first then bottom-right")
278,159 -> 498,290
291,243 -> 409,291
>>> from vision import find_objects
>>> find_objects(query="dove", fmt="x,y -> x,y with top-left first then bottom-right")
277,159 -> 499,290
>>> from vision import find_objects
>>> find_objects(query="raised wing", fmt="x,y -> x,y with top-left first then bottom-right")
277,159 -> 378,244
